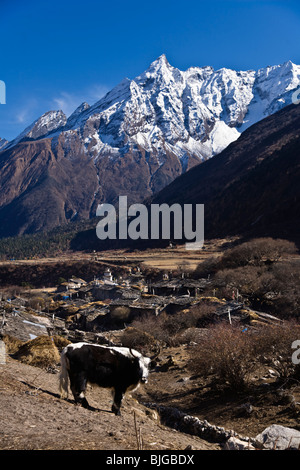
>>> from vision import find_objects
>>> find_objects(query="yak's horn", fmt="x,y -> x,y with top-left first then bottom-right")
150,346 -> 160,361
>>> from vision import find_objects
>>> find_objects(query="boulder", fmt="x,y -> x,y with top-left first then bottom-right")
224,437 -> 255,450
255,424 -> 300,450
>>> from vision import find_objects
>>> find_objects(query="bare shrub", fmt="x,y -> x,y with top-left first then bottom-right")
130,313 -> 175,346
254,321 -> 300,380
264,261 -> 300,318
212,259 -> 300,318
193,256 -> 220,278
188,323 -> 259,391
213,265 -> 267,297
220,238 -> 297,269
189,321 -> 300,391
1,286 -> 22,299
130,303 -> 215,346
110,306 -> 131,322
184,302 -> 217,327
120,327 -> 157,350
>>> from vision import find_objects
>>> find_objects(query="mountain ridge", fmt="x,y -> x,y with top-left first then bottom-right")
4,56 -> 300,159
1,56 -> 300,237
149,102 -> 300,244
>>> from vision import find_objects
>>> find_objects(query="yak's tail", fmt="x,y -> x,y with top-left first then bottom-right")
59,346 -> 70,399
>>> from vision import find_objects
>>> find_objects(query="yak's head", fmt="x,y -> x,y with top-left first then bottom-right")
130,347 -> 160,384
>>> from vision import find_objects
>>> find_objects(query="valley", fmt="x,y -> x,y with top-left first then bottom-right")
0,240 -> 228,286
1,239 -> 300,450
2,0 -> 300,455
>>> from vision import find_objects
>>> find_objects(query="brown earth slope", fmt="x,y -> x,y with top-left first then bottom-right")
0,356 -> 219,451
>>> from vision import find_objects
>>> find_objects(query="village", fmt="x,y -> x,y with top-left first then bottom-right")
0,261 -> 282,347
1,248 -> 300,451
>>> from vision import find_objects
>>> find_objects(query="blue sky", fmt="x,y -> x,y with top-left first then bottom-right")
1,0 -> 300,141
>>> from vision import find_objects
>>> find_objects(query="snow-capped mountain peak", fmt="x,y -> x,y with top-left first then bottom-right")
66,102 -> 90,128
137,54 -> 183,90
143,53 -> 173,75
145,53 -> 171,72
6,110 -> 67,149
3,56 -> 300,171
1,56 -> 300,237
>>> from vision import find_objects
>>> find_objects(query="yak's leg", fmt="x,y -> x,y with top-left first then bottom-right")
112,388 -> 124,416
69,371 -> 90,409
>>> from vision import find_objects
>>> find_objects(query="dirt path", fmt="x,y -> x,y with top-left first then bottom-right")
0,357 -> 220,451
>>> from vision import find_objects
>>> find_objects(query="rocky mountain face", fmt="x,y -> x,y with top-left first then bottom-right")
1,55 -> 300,237
149,102 -> 300,244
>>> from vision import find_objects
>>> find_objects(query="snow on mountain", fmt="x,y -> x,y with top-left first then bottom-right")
50,55 -> 300,165
5,110 -> 67,149
0,138 -> 8,150
1,56 -> 300,237
66,102 -> 90,128
239,60 -> 300,132
3,55 -> 300,166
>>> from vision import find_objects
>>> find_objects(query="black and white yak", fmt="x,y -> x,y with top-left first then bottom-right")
59,342 -> 158,415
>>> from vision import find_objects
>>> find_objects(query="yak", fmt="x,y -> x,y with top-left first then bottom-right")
59,342 -> 158,415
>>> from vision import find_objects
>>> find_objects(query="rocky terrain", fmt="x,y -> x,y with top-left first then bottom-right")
0,240 -> 300,452
0,355 -> 220,451
1,248 -> 300,452
1,331 -> 300,451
